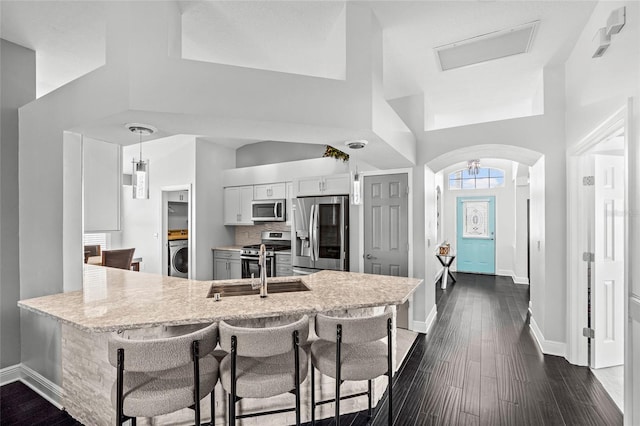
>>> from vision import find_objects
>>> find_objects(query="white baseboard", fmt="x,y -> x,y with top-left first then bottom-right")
530,316 -> 567,357
0,364 -> 22,385
513,276 -> 530,285
413,304 -> 438,334
497,269 -> 514,277
496,269 -> 529,285
0,363 -> 63,409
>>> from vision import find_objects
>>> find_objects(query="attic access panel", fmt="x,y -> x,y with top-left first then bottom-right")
435,21 -> 539,71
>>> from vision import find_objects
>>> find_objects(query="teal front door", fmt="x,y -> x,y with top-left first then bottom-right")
456,196 -> 495,274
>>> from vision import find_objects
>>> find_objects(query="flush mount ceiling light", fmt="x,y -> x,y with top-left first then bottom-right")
435,21 -> 539,72
344,140 -> 368,205
126,123 -> 156,200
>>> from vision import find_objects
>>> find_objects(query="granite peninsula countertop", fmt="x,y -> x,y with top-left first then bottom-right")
18,265 -> 422,332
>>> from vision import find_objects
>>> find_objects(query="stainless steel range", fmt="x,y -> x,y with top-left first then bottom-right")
240,231 -> 291,279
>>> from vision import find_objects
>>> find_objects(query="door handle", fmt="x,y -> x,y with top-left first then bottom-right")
365,254 -> 377,260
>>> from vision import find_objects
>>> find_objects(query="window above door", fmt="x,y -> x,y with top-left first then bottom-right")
448,167 -> 505,190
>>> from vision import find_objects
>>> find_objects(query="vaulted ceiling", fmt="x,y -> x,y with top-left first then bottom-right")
1,1 -> 596,133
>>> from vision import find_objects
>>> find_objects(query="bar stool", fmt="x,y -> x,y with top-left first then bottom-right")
108,322 -> 219,426
310,307 -> 394,426
218,316 -> 309,425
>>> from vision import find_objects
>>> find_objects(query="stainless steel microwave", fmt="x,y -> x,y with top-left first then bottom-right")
251,199 -> 286,222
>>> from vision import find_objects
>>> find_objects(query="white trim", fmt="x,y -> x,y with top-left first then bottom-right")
0,364 -> 64,409
530,316 -> 567,357
413,305 -> 438,334
513,276 -> 529,285
0,364 -> 22,385
566,105 -> 627,367
497,269 -> 530,284
497,269 -> 514,277
631,295 -> 640,322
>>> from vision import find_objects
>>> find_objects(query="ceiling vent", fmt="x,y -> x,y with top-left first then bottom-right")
435,21 -> 539,71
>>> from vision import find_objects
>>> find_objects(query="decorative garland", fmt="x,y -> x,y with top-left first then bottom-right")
322,145 -> 349,162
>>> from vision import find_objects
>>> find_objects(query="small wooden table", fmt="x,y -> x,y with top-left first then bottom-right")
435,254 -> 456,290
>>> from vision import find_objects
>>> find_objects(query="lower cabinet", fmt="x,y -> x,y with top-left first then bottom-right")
213,249 -> 241,280
275,252 -> 292,277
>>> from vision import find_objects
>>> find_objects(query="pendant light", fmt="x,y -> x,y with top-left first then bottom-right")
127,123 -> 156,199
345,139 -> 368,205
467,159 -> 481,176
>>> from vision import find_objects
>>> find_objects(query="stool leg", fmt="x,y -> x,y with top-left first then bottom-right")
311,366 -> 316,425
130,418 -> 136,426
116,349 -> 124,426
387,318 -> 393,426
210,386 -> 215,426
192,340 -> 201,426
367,379 -> 372,418
230,335 -> 237,425
293,330 -> 301,426
335,324 -> 342,426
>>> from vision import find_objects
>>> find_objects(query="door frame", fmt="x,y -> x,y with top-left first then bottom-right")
161,184 -> 193,279
359,168 -> 414,331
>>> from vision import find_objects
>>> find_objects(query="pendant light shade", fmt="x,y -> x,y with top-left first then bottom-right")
127,123 -> 156,200
345,140 -> 368,205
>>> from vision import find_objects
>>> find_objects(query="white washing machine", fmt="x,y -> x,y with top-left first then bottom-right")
169,239 -> 188,278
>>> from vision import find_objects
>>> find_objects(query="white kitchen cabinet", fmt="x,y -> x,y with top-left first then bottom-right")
224,186 -> 253,225
294,174 -> 350,197
275,252 -> 292,277
83,137 -> 121,232
213,249 -> 242,280
166,190 -> 188,202
253,182 -> 286,200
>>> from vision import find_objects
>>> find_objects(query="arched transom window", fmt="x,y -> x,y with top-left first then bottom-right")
448,167 -> 505,190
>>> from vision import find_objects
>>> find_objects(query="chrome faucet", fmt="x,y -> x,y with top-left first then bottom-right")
259,243 -> 268,297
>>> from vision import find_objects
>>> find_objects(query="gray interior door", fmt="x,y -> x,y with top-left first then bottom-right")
363,174 -> 409,326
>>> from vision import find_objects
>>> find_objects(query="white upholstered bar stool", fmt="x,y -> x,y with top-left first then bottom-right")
310,307 -> 394,426
108,322 -> 219,426
218,316 -> 309,425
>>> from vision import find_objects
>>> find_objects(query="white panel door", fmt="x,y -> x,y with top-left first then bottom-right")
593,154 -> 625,368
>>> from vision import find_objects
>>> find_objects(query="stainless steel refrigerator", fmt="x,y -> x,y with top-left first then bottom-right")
291,196 -> 349,275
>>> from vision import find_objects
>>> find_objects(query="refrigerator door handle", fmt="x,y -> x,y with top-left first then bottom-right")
313,203 -> 320,262
309,204 -> 316,262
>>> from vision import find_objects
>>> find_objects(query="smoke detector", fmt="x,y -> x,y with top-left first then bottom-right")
345,140 -> 368,150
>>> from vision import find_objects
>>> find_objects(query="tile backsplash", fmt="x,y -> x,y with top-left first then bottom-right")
235,222 -> 291,246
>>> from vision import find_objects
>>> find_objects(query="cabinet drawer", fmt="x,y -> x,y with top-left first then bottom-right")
214,250 -> 240,260
275,254 -> 291,265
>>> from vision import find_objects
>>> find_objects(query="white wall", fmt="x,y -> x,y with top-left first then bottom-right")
120,135 -> 196,275
1,39 -> 35,368
440,159 -> 520,278
564,2 -> 640,420
194,139 -> 236,280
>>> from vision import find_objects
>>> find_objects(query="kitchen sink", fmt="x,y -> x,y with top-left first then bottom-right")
207,279 -> 310,298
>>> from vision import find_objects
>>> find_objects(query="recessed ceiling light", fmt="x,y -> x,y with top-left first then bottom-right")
435,21 -> 539,71
345,140 -> 368,149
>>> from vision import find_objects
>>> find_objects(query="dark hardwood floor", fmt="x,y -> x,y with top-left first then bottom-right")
307,273 -> 623,426
1,273 -> 622,425
0,381 -> 80,425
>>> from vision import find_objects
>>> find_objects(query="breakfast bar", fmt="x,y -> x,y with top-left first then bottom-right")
18,265 -> 422,426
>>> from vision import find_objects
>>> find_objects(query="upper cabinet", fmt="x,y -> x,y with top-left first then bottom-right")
253,182 -> 286,200
83,138 -> 121,232
224,186 -> 253,225
167,191 -> 189,202
295,174 -> 350,197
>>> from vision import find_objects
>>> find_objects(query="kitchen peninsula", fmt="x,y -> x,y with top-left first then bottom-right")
18,265 -> 422,426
